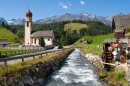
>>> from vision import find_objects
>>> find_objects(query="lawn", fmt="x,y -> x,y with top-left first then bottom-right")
64,23 -> 88,32
73,33 -> 113,55
82,33 -> 114,44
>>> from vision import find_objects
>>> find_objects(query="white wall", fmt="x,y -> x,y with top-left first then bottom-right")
31,36 -> 53,46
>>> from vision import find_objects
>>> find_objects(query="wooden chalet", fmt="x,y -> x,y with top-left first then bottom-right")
112,14 -> 130,38
101,14 -> 130,69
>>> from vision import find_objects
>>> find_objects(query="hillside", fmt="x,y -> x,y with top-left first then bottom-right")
64,23 -> 87,31
9,20 -> 111,46
0,26 -> 23,44
75,33 -> 113,45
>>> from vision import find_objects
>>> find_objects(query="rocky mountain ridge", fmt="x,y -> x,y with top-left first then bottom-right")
2,12 -> 130,26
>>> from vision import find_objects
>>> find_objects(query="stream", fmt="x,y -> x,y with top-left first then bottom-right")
45,48 -> 107,86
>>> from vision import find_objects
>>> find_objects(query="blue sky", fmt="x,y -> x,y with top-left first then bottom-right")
0,0 -> 130,21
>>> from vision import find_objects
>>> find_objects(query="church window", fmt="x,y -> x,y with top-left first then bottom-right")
34,39 -> 36,44
27,22 -> 29,27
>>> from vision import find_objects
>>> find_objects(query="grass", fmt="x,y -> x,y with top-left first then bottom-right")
0,48 -> 73,77
106,69 -> 130,85
64,23 -> 87,32
82,33 -> 114,44
0,26 -> 23,44
73,33 -> 113,55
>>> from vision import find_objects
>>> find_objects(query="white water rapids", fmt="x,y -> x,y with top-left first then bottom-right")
45,48 -> 107,86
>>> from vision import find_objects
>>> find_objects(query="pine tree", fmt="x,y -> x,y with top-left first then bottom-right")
39,36 -> 45,47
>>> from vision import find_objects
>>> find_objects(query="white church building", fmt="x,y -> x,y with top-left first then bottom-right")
24,10 -> 54,46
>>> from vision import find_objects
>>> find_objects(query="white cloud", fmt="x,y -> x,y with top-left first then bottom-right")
63,5 -> 68,9
80,0 -> 85,5
59,2 -> 70,9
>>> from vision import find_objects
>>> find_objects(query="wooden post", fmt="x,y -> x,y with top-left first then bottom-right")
22,56 -> 24,62
19,50 -> 20,54
22,50 -> 23,54
5,51 -> 7,57
15,51 -> 16,55
4,59 -> 7,65
41,53 -> 42,57
33,54 -> 35,59
10,51 -> 12,55
0,51 -> 1,58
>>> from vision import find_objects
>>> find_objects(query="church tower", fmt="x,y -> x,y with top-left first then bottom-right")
25,10 -> 33,45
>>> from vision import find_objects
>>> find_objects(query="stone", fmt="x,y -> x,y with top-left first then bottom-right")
37,78 -> 45,86
7,77 -> 14,86
21,74 -> 34,85
18,81 -> 25,86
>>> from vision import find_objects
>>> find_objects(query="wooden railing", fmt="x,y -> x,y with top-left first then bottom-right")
0,49 -> 62,65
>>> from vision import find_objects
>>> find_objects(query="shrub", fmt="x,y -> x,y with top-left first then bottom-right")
58,50 -> 65,58
99,70 -> 107,78
87,39 -> 93,44
115,70 -> 125,80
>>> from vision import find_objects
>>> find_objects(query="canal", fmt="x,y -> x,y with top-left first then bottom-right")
45,48 -> 107,86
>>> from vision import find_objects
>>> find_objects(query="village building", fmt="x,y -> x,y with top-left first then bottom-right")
101,14 -> 130,69
24,10 -> 54,46
0,39 -> 10,47
112,14 -> 130,38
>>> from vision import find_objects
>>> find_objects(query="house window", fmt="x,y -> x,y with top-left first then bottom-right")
34,39 -> 36,44
27,22 -> 29,27
48,38 -> 50,41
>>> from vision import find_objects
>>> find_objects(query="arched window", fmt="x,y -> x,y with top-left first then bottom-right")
27,22 -> 29,27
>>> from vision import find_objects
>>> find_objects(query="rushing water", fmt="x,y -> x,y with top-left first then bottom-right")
45,48 -> 107,86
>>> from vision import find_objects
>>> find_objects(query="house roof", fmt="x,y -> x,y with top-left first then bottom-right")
113,14 -> 130,29
31,30 -> 53,38
0,40 -> 10,45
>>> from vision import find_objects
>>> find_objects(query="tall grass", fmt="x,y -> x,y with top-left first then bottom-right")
0,49 -> 72,77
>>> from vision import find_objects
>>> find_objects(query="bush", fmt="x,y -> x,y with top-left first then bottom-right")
115,70 -> 125,80
99,70 -> 107,78
87,39 -> 93,44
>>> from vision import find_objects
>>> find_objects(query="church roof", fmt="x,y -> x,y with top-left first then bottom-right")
113,14 -> 130,29
26,10 -> 32,17
31,30 -> 53,38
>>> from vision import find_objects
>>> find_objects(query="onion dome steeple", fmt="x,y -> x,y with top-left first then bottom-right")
26,10 -> 32,17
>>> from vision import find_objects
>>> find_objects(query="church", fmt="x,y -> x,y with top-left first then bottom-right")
24,10 -> 54,46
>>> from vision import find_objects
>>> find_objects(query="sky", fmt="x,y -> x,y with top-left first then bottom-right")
0,0 -> 130,22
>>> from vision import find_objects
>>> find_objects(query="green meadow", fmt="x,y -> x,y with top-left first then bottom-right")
64,23 -> 88,31
0,26 -> 23,44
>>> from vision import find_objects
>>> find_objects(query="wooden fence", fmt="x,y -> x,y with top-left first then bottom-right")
0,49 -> 62,65
0,48 -> 45,58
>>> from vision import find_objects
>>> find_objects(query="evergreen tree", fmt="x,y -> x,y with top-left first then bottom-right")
39,36 -> 45,47
1,22 -> 5,27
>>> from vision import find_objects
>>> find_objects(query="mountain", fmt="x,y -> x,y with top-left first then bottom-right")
0,17 -> 7,25
7,18 -> 25,25
35,12 -> 112,26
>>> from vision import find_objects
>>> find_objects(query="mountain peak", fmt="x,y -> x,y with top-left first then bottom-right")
35,12 -> 112,26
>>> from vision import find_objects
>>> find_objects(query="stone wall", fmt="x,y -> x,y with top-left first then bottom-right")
0,49 -> 74,86
85,53 -> 103,68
